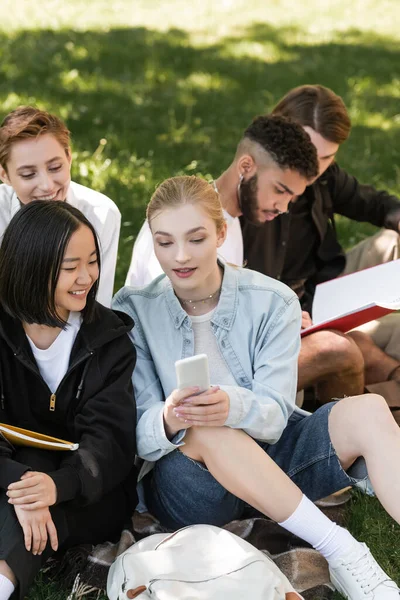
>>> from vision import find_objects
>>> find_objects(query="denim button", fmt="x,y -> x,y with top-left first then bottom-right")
184,339 -> 190,345
175,317 -> 180,325
221,340 -> 226,348
222,318 -> 229,326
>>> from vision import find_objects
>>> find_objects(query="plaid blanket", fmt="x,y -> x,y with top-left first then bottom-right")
48,496 -> 349,600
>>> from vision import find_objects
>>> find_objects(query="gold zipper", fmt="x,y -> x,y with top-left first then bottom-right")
49,394 -> 56,412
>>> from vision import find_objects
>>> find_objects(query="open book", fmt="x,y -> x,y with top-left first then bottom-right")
301,260 -> 400,338
0,423 -> 79,451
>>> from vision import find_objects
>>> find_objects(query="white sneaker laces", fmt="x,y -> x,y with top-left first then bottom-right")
341,546 -> 389,594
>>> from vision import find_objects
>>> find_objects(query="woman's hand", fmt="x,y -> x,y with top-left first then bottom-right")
163,386 -> 200,439
7,472 -> 57,510
301,311 -> 313,329
173,386 -> 230,427
14,505 -> 58,555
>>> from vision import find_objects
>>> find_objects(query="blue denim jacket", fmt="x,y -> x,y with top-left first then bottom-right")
113,264 -> 302,463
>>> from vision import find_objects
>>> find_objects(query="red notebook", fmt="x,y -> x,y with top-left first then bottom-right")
301,260 -> 400,338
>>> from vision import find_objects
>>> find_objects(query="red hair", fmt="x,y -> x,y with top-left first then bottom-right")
0,106 -> 70,170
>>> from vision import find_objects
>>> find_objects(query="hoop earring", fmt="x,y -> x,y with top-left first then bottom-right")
237,173 -> 244,195
237,173 -> 244,211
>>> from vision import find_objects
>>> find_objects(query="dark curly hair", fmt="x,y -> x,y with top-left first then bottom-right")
242,114 -> 319,180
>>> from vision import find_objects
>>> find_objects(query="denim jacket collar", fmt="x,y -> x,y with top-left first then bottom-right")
164,261 -> 238,331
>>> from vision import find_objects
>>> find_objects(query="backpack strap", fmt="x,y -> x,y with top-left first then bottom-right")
127,586 -> 147,598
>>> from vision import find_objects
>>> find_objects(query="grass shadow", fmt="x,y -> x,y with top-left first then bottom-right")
0,23 -> 399,284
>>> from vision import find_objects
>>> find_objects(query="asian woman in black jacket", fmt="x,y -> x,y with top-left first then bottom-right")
0,201 -> 137,599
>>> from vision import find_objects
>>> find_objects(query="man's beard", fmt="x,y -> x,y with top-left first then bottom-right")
239,174 -> 284,226
238,174 -> 263,226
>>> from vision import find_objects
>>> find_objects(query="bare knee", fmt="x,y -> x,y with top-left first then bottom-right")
334,392 -> 388,417
181,426 -> 239,461
330,393 -> 394,446
301,330 -> 364,371
347,330 -> 372,349
317,331 -> 364,368
347,330 -> 382,362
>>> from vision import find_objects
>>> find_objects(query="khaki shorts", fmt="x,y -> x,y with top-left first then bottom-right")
344,229 -> 400,361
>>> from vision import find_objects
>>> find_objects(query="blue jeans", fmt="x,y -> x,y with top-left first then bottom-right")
147,402 -> 368,530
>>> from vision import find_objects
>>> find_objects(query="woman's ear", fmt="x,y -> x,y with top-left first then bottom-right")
216,221 -> 228,248
0,164 -> 11,186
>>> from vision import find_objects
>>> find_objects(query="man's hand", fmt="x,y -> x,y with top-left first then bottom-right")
14,505 -> 58,555
172,386 -> 230,427
7,472 -> 57,510
301,311 -> 313,330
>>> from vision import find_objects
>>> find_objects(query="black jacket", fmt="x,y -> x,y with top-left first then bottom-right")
242,162 -> 400,313
0,302 -> 137,506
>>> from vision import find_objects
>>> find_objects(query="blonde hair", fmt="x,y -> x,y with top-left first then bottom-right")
147,176 -> 225,233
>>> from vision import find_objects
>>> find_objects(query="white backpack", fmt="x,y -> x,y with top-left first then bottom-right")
107,524 -> 303,600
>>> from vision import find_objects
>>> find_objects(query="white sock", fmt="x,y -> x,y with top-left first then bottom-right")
278,494 -> 357,562
0,574 -> 15,600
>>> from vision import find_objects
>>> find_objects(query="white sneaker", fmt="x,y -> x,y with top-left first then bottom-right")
329,542 -> 399,600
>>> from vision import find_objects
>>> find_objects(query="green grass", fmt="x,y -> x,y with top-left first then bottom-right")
0,1 -> 399,597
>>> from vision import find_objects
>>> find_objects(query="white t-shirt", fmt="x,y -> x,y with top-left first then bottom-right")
0,181 -> 121,307
191,309 -> 237,387
26,312 -> 82,393
125,209 -> 243,287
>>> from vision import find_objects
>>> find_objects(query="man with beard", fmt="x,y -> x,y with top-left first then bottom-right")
126,114 -> 317,283
242,86 -> 400,403
126,114 -> 374,404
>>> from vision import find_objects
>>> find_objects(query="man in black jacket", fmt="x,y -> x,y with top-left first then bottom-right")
242,85 -> 400,403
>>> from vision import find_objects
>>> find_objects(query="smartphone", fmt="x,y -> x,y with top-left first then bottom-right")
175,354 -> 210,393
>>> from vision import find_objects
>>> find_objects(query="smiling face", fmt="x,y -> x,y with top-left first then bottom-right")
54,225 -> 99,321
150,202 -> 226,299
0,133 -> 72,204
303,126 -> 339,180
239,164 -> 309,225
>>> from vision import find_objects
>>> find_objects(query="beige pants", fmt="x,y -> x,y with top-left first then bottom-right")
295,229 -> 400,407
343,229 -> 400,361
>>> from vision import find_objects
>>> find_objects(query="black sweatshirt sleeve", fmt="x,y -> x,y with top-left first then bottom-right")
0,432 -> 32,488
328,163 -> 400,229
0,456 -> 31,489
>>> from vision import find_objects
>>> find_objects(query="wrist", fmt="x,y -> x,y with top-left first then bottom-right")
50,479 -> 58,506
163,413 -> 180,440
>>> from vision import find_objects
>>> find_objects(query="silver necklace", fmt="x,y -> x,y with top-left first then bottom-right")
178,288 -> 221,311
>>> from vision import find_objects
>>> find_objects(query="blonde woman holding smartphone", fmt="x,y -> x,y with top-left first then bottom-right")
115,175 -> 400,600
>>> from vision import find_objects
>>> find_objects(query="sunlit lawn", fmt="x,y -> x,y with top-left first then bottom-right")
1,1 -> 399,597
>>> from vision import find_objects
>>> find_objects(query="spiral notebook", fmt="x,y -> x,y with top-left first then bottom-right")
0,423 -> 79,451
